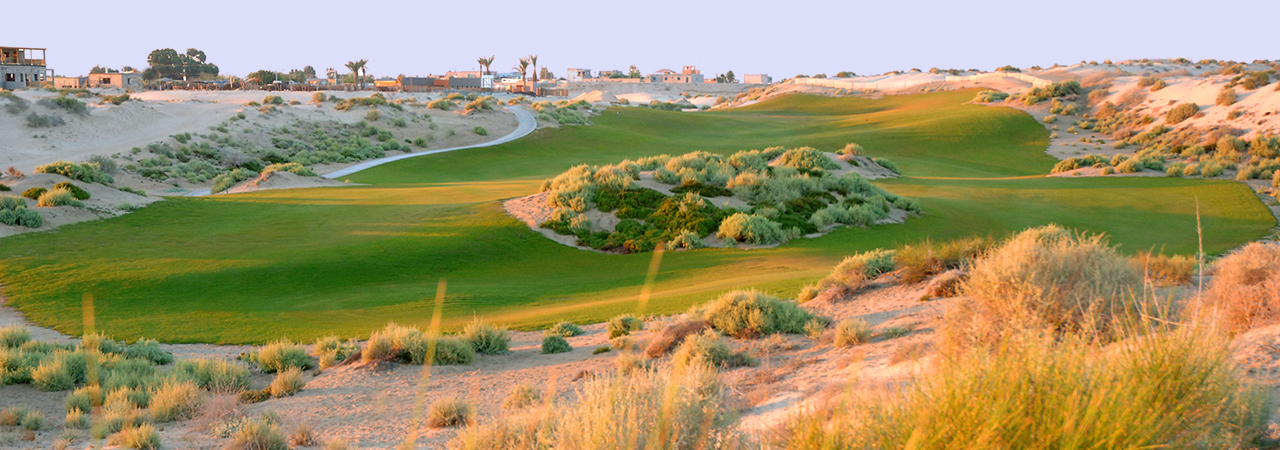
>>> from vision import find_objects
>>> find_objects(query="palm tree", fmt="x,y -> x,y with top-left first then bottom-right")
477,55 -> 495,75
515,58 -> 531,93
528,54 -> 539,86
345,59 -> 368,87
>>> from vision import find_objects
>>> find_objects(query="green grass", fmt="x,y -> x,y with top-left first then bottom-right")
0,91 -> 1271,344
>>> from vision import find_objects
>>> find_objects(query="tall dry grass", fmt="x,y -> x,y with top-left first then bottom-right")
1204,242 -> 1280,332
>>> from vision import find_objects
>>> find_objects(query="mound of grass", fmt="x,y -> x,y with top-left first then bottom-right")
781,323 -> 1268,449
644,318 -> 709,357
25,112 -> 65,127
268,367 -> 305,398
503,383 -> 542,409
833,319 -> 872,346
428,398 -> 476,428
973,90 -> 1009,103
173,358 -> 250,392
150,380 -> 203,422
717,212 -> 787,245
35,160 -> 113,184
541,334 -> 572,354
671,329 -> 755,368
693,290 -> 813,338
52,181 -> 90,200
947,225 -> 1140,349
37,188 -> 84,207
252,341 -> 312,373
226,415 -> 287,450
110,423 -> 160,449
607,314 -> 645,338
463,319 -> 510,355
1165,103 -> 1199,124
1205,242 -> 1280,332
546,321 -> 584,337
0,196 -> 42,228
776,147 -> 839,172
262,162 -> 316,177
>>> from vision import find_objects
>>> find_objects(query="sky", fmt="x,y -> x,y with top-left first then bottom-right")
11,0 -> 1278,80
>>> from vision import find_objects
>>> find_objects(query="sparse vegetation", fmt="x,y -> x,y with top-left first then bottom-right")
1204,242 -> 1280,332
833,319 -> 872,346
541,334 -> 572,354
692,290 -> 814,338
1165,103 -> 1199,124
428,398 -> 476,428
607,314 -> 645,338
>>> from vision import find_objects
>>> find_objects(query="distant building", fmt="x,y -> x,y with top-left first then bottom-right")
744,74 -> 772,84
53,76 -> 86,89
648,66 -> 704,83
445,70 -> 481,79
566,68 -> 591,82
448,77 -> 482,88
374,78 -> 398,88
396,76 -> 439,87
307,77 -> 329,86
1,46 -> 53,90
86,72 -> 142,89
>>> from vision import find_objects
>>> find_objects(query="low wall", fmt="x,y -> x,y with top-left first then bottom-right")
944,72 -> 1053,87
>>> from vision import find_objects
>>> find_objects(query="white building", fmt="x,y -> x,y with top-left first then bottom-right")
566,68 -> 592,82
744,74 -> 772,84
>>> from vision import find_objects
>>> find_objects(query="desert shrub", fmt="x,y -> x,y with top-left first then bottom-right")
948,225 -> 1140,348
428,398 -> 476,428
312,335 -> 358,369
311,92 -> 326,103
546,321 -> 584,337
1165,103 -> 1199,124
780,324 -> 1269,449
452,359 -> 742,449
1216,86 -> 1238,106
541,335 -> 573,354
671,329 -> 755,368
463,320 -> 509,355
172,358 -> 249,392
973,90 -> 1009,102
717,212 -> 786,245
35,160 -> 112,184
51,181 -> 90,200
1043,114 -> 1057,123
261,162 -> 316,177
776,147 -> 839,171
803,318 -> 829,339
269,367 -> 305,398
19,410 -> 43,430
873,157 -> 900,174
644,318 -> 710,358
110,423 -> 160,449
31,354 -> 78,391
607,314 -> 645,338
253,341 -> 311,373
0,197 -> 41,228
1204,243 -> 1280,332
42,95 -> 87,115
150,380 -> 203,422
693,290 -> 814,337
227,416 -> 288,450
833,319 -> 873,346
434,336 -> 476,365
0,325 -> 31,348
839,143 -> 864,156
65,409 -> 89,429
1133,252 -> 1196,287
364,110 -> 380,121
36,188 -> 83,207
895,237 -> 991,283
428,99 -> 451,110
504,383 -> 543,409
26,112 -> 66,127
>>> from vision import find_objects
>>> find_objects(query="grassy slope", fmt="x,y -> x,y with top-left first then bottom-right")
0,91 -> 1271,343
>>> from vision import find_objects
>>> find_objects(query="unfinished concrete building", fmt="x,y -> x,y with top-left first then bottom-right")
1,46 -> 53,90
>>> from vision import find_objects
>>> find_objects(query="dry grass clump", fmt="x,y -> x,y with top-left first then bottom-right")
149,380 -> 203,422
692,290 -> 814,337
1204,242 -> 1280,333
268,367 -> 305,398
290,422 -> 318,446
462,319 -> 510,355
428,398 -> 477,428
833,319 -> 872,347
450,361 -> 745,449
670,329 -> 756,368
896,236 -> 991,283
546,321 -> 584,337
172,358 -> 250,392
643,318 -> 709,357
253,340 -> 312,373
226,415 -> 288,450
110,423 -> 160,449
362,322 -> 475,365
1133,252 -> 1196,286
606,314 -> 645,338
799,249 -> 896,302
503,383 -> 543,410
313,335 -> 358,369
778,323 -> 1268,449
947,225 -> 1140,348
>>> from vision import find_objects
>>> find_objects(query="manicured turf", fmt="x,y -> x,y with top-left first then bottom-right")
0,91 -> 1272,344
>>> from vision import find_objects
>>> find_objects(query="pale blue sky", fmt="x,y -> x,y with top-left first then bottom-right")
14,0 -> 1278,79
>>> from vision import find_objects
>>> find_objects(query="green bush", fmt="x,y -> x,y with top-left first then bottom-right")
0,325 -> 31,348
873,157 -> 900,174
776,147 -> 839,171
671,329 -> 755,368
211,168 -> 256,193
35,160 -> 113,184
474,126 -> 488,136
463,320 -> 510,355
694,290 -> 814,337
19,410 -> 43,430
541,335 -> 572,354
1217,86 -> 1238,106
52,181 -> 90,200
546,322 -> 584,337
227,416 -> 288,450
365,110 -> 381,121
434,336 -> 476,365
262,95 -> 284,105
717,213 -> 786,245
1165,103 -> 1199,124
173,358 -> 250,392
36,188 -> 83,207
262,162 -> 316,177
43,96 -> 87,115
607,314 -> 645,338
25,112 -> 65,127
428,99 -> 452,110
253,341 -> 312,373
973,90 -> 1009,102
0,199 -> 40,228
20,186 -> 43,199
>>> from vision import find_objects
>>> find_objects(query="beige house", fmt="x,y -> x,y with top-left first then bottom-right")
86,72 -> 142,89
648,66 -> 704,83
744,74 -> 772,84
